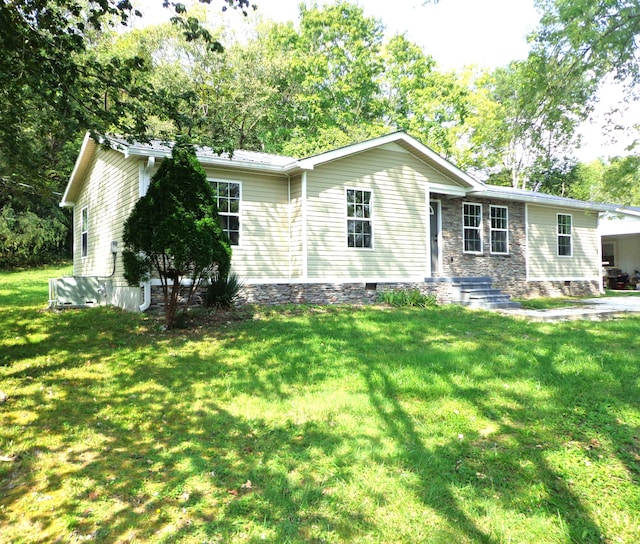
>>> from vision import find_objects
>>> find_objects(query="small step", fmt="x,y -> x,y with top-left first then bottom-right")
459,288 -> 502,299
451,276 -> 492,287
450,277 -> 521,310
459,300 -> 522,309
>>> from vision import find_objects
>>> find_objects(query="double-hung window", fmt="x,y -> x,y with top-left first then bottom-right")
490,205 -> 509,254
81,207 -> 88,258
210,180 -> 241,245
347,189 -> 372,248
463,203 -> 482,253
557,213 -> 572,256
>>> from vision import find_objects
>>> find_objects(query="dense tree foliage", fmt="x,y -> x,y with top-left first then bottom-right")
258,2 -> 388,156
382,35 -> 469,160
533,0 -> 640,88
464,55 -> 593,189
122,141 -> 231,329
0,0 -> 249,268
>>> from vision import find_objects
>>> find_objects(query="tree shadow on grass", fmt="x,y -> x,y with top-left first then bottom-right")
227,306 -> 640,542
2,304 -> 640,542
354,309 -> 640,543
0,308 -> 374,542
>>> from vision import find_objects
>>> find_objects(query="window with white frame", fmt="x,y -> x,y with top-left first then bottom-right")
210,180 -> 241,245
347,188 -> 372,248
557,213 -> 572,256
490,205 -> 509,254
81,207 -> 88,258
463,203 -> 482,253
602,241 -> 615,266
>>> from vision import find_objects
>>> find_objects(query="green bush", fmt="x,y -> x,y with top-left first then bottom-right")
378,289 -> 437,308
205,272 -> 244,308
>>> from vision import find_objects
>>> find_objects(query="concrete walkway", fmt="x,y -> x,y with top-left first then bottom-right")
498,296 -> 640,321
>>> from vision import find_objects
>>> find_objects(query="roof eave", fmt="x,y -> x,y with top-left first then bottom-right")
198,157 -> 293,174
470,188 -> 611,212
122,145 -> 298,175
60,132 -> 95,207
296,131 -> 485,191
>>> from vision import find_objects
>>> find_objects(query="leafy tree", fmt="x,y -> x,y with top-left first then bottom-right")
569,159 -> 607,201
0,0 -> 253,143
112,15 -> 285,153
528,157 -> 580,195
461,56 -> 591,189
0,206 -> 68,268
599,155 -> 640,205
122,141 -> 231,329
0,0 -> 250,268
423,0 -> 638,184
552,155 -> 640,205
260,2 -> 387,156
532,0 -> 640,88
382,35 -> 469,160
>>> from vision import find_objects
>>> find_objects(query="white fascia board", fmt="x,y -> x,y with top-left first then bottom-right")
471,188 -> 610,212
295,132 -> 485,190
428,182 -> 468,197
60,132 -> 93,207
197,157 -> 290,174
599,219 -> 640,236
295,132 -> 406,169
605,207 -> 640,219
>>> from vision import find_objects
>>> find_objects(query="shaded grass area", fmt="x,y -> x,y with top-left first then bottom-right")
1,266 -> 640,543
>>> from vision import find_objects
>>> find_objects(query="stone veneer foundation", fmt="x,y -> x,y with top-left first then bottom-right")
148,278 -> 600,312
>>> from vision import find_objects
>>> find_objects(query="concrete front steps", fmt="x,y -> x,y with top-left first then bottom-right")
450,277 -> 521,310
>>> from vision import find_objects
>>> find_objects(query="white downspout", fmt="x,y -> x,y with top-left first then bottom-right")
139,281 -> 152,312
138,157 -> 155,312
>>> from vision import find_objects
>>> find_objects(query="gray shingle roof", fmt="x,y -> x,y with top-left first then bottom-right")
108,136 -> 297,169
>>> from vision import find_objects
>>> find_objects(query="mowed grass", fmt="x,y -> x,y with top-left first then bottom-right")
1,266 -> 640,543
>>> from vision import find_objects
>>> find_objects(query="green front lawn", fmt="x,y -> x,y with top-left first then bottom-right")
1,266 -> 639,543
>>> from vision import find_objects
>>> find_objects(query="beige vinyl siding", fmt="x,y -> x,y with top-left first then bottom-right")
73,147 -> 140,287
205,167 -> 290,280
289,175 -> 304,278
527,204 -> 600,280
305,148 -> 451,280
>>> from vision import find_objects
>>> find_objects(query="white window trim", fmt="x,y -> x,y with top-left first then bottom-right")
490,205 -> 509,255
209,179 -> 242,247
462,202 -> 483,254
80,206 -> 89,259
557,213 -> 573,257
345,187 -> 374,250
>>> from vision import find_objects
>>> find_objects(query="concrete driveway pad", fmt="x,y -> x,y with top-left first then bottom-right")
499,296 -> 640,321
